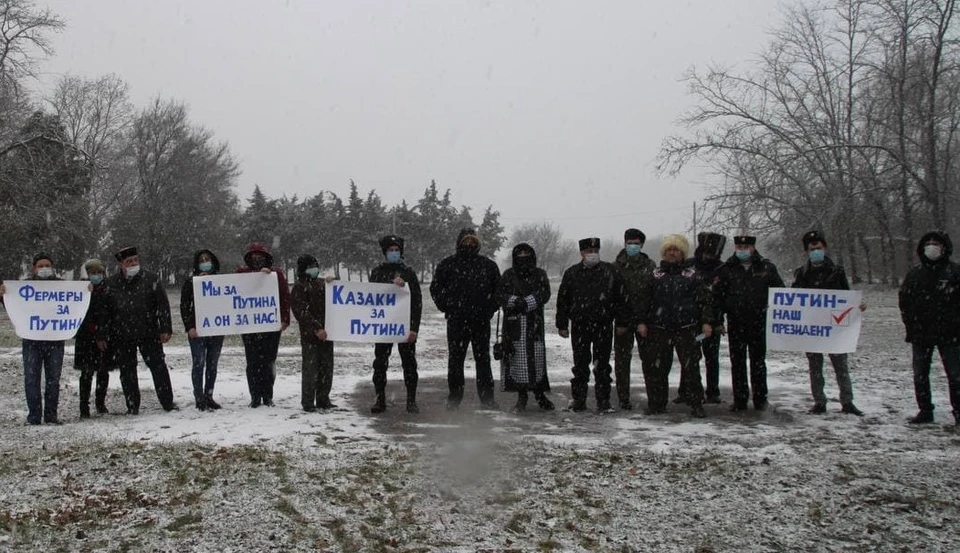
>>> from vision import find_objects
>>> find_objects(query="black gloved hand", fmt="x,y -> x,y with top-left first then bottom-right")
509,297 -> 526,314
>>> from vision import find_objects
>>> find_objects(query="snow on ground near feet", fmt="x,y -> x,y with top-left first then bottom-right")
0,288 -> 959,551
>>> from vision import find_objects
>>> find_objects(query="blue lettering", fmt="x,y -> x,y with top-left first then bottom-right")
201,280 -> 221,297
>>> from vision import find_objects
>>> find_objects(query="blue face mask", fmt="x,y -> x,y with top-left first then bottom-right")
735,250 -> 752,261
89,274 -> 104,285
386,251 -> 402,264
305,267 -> 320,279
198,261 -> 214,272
808,249 -> 825,263
625,244 -> 642,257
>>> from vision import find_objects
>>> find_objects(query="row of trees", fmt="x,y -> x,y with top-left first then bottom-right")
660,0 -> 960,283
0,0 -> 506,282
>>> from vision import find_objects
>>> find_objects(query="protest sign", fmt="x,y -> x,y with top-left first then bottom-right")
324,281 -> 411,343
2,280 -> 91,340
766,287 -> 863,354
194,272 -> 282,336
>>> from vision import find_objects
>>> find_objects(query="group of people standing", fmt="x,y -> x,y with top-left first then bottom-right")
7,226 -> 960,427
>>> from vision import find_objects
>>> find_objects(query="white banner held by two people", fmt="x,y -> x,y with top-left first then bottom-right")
766,287 -> 863,354
325,281 -> 411,343
2,281 -> 92,340
193,272 -> 282,337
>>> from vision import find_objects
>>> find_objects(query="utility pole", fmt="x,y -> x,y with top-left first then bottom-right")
692,201 -> 698,243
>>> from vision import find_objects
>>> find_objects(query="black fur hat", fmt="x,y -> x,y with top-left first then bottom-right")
696,232 -> 726,257
379,235 -> 404,254
802,230 -> 827,249
578,237 -> 600,251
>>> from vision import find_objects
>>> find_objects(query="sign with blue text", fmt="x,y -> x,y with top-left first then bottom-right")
194,272 -> 282,336
2,281 -> 91,340
766,287 -> 863,354
325,281 -> 411,343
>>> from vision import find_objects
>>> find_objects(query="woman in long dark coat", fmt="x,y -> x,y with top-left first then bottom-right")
75,258 -> 113,418
497,243 -> 554,412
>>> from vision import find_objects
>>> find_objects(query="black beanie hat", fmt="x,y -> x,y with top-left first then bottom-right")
32,252 -> 52,266
802,230 -> 826,249
296,254 -> 318,276
624,228 -> 646,243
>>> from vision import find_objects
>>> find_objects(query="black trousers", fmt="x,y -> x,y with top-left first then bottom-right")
570,319 -> 613,403
728,318 -> 768,407
242,331 -> 281,403
613,329 -> 644,405
677,333 -> 721,399
446,317 -> 495,403
79,367 -> 109,410
644,327 -> 703,411
115,336 -> 174,412
373,342 -> 418,396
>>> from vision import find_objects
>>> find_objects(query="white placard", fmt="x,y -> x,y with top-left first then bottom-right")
194,272 -> 282,336
2,280 -> 91,340
766,287 -> 863,354
324,281 -> 411,343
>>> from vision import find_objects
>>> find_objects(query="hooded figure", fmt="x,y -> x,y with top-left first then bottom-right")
497,243 -> 554,412
430,227 -> 503,409
180,249 -> 225,411
368,235 -> 422,413
899,231 -> 960,425
291,254 -> 337,412
237,241 -> 291,408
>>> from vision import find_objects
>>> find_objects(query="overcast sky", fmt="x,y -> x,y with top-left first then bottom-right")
37,0 -> 781,245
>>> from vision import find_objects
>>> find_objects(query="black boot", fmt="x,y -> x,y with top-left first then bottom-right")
371,391 -> 386,414
535,392 -> 555,411
79,372 -> 93,419
406,385 -> 419,414
512,391 -> 528,413
195,397 -> 207,411
954,410 -> 960,426
205,394 -> 222,410
909,410 -> 934,424
79,403 -> 91,419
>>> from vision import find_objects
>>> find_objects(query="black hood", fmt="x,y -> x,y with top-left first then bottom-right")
511,242 -> 537,266
917,231 -> 952,262
296,254 -> 319,280
192,249 -> 220,275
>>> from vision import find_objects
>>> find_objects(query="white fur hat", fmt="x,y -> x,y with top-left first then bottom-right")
660,234 -> 690,258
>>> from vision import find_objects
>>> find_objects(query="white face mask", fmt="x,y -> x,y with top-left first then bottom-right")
583,253 -> 601,267
924,244 -> 943,261
125,265 -> 141,278
36,267 -> 54,279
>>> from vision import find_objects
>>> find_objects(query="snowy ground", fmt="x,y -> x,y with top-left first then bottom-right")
1,288 -> 959,552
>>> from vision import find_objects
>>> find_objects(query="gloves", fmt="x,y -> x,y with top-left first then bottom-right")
508,296 -> 526,314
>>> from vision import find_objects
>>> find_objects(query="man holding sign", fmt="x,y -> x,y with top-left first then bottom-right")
1,253 -> 78,425
792,231 -> 864,416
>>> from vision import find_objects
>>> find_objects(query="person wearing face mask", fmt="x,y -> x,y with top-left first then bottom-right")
674,232 -> 727,405
180,250 -> 225,411
105,246 -> 178,415
792,231 -> 865,417
638,235 -> 713,418
291,254 -> 336,413
75,258 -> 113,419
713,235 -> 784,411
899,231 -> 960,426
556,238 -> 627,413
430,228 -> 502,410
497,243 -> 554,413
612,228 -> 655,411
237,242 -> 291,408
369,236 -> 422,414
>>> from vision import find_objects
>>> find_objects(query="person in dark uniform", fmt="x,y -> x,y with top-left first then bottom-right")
713,235 -> 784,411
430,228 -> 501,410
369,235 -> 422,414
613,228 -> 655,410
899,231 -> 960,426
556,237 -> 626,413
76,258 -> 112,418
674,232 -> 726,404
105,246 -> 178,414
290,254 -> 335,413
638,234 -> 713,417
793,230 -> 864,416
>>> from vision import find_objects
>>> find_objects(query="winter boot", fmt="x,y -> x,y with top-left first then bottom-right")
954,410 -> 960,426
95,402 -> 109,415
691,404 -> 706,418
205,395 -> 222,410
79,403 -> 91,419
371,391 -> 387,414
535,392 -> 555,411
908,410 -> 934,424
841,404 -> 864,417
512,391 -> 528,414
406,386 -> 419,414
808,403 -> 827,414
567,398 -> 587,412
195,397 -> 207,411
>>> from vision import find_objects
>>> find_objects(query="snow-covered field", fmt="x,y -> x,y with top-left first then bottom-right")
1,287 -> 959,552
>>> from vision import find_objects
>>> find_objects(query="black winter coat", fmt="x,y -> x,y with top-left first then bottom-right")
497,266 -> 551,343
899,231 -> 960,346
430,252 -> 501,320
714,251 -> 785,324
370,261 -> 422,332
792,257 -> 850,291
105,270 -> 172,341
643,260 -> 713,330
74,282 -> 112,371
615,249 -> 656,327
688,255 -> 725,325
556,261 -> 626,329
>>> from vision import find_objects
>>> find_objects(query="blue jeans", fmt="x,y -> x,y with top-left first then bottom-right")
189,336 -> 224,400
22,339 -> 65,423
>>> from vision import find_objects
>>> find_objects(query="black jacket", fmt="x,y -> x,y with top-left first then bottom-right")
556,261 -> 626,329
180,249 -> 221,333
714,251 -> 785,323
899,231 -> 960,345
370,261 -> 422,333
643,260 -> 713,330
74,281 -> 112,371
688,254 -> 725,325
430,233 -> 501,320
105,269 -> 173,340
792,257 -> 850,291
614,249 -> 656,327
